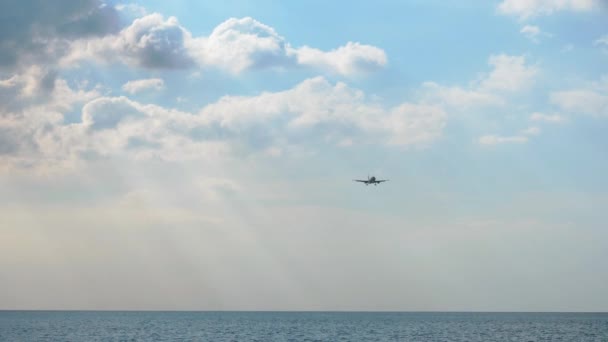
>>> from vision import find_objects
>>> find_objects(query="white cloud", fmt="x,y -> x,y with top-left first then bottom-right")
3,52 -> 546,171
115,3 -> 148,17
0,66 -> 54,99
550,76 -> 608,118
0,0 -> 120,68
498,0 -> 600,19
63,14 -> 196,69
383,103 -> 446,146
188,76 -> 445,147
188,17 -> 295,74
421,54 -> 537,110
594,35 -> 608,47
478,123 -> 540,145
520,25 -> 551,43
82,96 -> 147,130
0,67 -> 100,121
521,25 -> 541,41
0,66 -> 54,113
296,42 -> 387,75
479,54 -> 538,92
478,134 -> 528,145
192,17 -> 386,75
421,82 -> 504,109
530,112 -> 566,123
0,72 -> 100,172
199,77 -> 445,147
551,90 -> 608,117
521,126 -> 541,136
595,34 -> 608,54
561,44 -> 575,53
122,78 -> 164,94
64,15 -> 387,76
2,76 -> 446,171
0,65 -> 99,114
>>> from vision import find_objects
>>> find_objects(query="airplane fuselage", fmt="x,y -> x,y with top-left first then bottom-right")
354,175 -> 388,186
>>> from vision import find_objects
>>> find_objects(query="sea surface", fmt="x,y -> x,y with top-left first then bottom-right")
1,311 -> 607,341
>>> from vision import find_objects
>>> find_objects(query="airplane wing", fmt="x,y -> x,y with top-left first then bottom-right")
377,180 -> 388,183
354,180 -> 368,182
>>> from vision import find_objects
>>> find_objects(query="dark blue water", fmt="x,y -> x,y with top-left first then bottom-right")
1,311 -> 607,341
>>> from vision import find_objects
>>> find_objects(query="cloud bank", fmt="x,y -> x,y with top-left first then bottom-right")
498,0 -> 600,19
479,134 -> 528,145
64,15 -> 387,76
550,76 -> 608,117
0,76 -> 446,171
122,78 -> 165,94
530,112 -> 566,123
0,0 -> 120,69
421,54 -> 538,109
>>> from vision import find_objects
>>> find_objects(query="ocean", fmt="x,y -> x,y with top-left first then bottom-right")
1,311 -> 607,341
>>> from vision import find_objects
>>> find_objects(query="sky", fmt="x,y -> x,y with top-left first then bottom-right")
1,0 -> 607,311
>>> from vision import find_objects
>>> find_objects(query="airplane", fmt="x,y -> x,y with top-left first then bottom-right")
354,175 -> 389,186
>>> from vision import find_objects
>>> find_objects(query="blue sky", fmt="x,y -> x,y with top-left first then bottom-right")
1,0 -> 607,311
